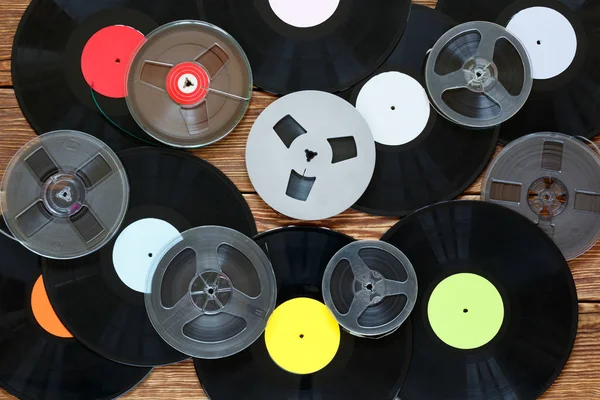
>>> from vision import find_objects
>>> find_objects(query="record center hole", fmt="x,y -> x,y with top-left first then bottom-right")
366,283 -> 373,291
115,58 -> 121,63
537,40 -> 542,45
148,253 -> 153,258
391,106 -> 396,111
185,78 -> 195,88
299,334 -> 304,339
463,308 -> 469,313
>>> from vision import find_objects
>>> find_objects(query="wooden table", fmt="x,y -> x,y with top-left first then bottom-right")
1,1 -> 599,399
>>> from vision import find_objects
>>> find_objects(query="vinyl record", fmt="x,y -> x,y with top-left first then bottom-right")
382,201 -> 577,400
41,147 -> 257,367
12,0 -> 202,150
339,5 -> 498,216
0,234 -> 150,400
195,227 -> 412,400
436,0 -> 600,143
196,0 -> 411,94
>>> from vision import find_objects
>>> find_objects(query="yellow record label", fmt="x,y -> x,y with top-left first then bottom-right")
265,297 -> 340,375
427,273 -> 504,350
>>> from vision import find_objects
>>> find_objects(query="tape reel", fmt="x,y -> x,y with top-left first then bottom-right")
322,240 -> 418,338
246,91 -> 376,221
145,226 -> 277,359
126,20 -> 252,148
482,132 -> 600,260
0,131 -> 129,259
425,21 -> 532,128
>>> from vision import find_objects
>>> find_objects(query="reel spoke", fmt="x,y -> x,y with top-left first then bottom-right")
194,44 -> 229,79
140,60 -> 173,92
180,101 -> 210,136
25,147 -> 59,183
226,288 -> 267,325
164,294 -> 204,337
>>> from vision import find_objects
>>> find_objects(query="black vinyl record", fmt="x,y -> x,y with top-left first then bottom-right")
196,0 -> 411,94
436,0 -> 600,144
382,201 -> 578,400
42,147 -> 257,367
12,0 -> 201,150
338,5 -> 498,217
195,227 -> 412,400
0,234 -> 150,400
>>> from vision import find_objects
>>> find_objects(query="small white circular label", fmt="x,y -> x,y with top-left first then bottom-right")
112,218 -> 181,293
269,0 -> 340,28
356,72 -> 431,146
507,7 -> 577,80
178,73 -> 199,94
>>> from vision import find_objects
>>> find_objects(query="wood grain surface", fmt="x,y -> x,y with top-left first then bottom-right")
1,1 -> 599,399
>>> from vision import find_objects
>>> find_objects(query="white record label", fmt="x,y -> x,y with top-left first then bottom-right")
269,0 -> 340,28
112,218 -> 181,293
507,7 -> 577,80
356,72 -> 430,146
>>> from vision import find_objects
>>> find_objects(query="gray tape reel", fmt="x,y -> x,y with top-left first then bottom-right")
246,91 -> 376,221
322,240 -> 418,338
482,132 -> 600,260
0,130 -> 129,259
145,226 -> 277,359
425,21 -> 532,128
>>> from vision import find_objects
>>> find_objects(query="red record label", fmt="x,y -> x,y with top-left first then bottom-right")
81,25 -> 145,98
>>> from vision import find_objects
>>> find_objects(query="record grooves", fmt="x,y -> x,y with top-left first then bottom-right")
195,227 -> 412,400
196,0 -> 412,94
41,147 -> 257,367
0,234 -> 150,400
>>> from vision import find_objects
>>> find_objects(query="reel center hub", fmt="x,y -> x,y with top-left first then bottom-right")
42,173 -> 86,217
166,62 -> 210,105
527,177 -> 569,218
305,149 -> 319,162
190,271 -> 233,314
464,57 -> 497,92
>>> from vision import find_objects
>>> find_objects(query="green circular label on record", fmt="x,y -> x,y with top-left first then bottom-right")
427,273 -> 504,350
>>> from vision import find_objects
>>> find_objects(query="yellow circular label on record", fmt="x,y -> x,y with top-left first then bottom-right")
265,297 -> 340,375
427,273 -> 504,350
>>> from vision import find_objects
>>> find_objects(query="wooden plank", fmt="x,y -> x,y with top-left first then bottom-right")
2,302 -> 597,399
0,2 -> 27,86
